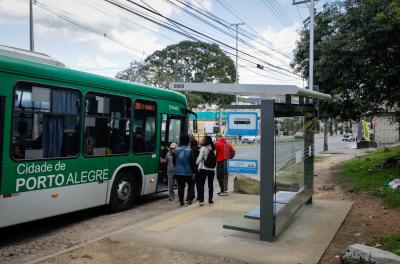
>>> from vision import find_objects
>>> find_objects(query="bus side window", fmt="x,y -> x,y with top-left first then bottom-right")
84,93 -> 131,156
12,83 -> 81,160
133,100 -> 157,154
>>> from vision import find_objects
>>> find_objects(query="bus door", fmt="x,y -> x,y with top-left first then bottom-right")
0,96 -> 4,188
157,114 -> 183,191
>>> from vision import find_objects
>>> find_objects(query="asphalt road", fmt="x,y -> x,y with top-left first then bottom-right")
235,134 -> 355,169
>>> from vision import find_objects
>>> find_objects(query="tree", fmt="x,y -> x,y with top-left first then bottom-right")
292,0 -> 400,121
116,41 -> 236,108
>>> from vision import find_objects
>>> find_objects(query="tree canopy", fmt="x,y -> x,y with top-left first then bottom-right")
116,41 -> 236,108
292,0 -> 400,120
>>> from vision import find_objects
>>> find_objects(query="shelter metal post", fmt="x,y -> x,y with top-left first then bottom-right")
260,100 -> 275,241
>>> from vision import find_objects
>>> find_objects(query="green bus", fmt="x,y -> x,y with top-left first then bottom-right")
0,47 -> 195,228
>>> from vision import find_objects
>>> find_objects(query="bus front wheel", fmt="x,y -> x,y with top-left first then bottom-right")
109,173 -> 135,212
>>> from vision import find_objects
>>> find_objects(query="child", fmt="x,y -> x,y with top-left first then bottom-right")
161,143 -> 177,201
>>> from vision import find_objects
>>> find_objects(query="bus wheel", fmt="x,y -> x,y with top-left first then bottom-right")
109,173 -> 135,212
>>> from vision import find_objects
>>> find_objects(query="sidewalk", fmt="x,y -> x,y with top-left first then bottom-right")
34,146 -> 368,264
35,199 -> 351,264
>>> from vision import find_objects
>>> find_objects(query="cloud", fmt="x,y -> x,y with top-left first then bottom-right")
72,54 -> 123,78
0,0 -> 28,24
238,24 -> 303,86
0,0 -> 174,59
1,0 -> 302,85
256,24 -> 301,54
98,29 -> 165,57
76,54 -> 118,69
190,0 -> 213,12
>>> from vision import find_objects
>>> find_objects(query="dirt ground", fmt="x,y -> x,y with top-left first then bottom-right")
315,151 -> 400,263
39,237 -> 246,264
38,149 -> 400,264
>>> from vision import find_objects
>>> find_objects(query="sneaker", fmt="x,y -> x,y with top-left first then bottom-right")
209,201 -> 214,205
223,191 -> 229,195
199,201 -> 205,206
218,192 -> 227,196
180,202 -> 185,207
184,200 -> 192,205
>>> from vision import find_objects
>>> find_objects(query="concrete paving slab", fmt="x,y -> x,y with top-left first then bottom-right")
109,198 -> 352,264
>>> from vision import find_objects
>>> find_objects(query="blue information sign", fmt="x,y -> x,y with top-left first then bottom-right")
226,112 -> 258,136
228,159 -> 258,174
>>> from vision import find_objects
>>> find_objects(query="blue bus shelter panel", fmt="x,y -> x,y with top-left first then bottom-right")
227,112 -> 258,136
228,159 -> 258,174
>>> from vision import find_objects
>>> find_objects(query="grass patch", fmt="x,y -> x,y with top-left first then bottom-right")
378,233 -> 400,256
315,155 -> 329,162
336,147 -> 400,208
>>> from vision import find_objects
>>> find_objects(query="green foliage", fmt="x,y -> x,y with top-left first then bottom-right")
116,41 -> 236,108
378,233 -> 400,256
336,147 -> 400,207
292,0 -> 400,120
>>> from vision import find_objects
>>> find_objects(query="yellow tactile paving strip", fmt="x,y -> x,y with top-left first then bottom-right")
143,203 -> 219,232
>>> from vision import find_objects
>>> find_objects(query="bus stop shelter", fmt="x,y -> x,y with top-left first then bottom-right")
170,82 -> 331,241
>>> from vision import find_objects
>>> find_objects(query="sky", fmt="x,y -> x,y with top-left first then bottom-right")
0,0 -> 326,87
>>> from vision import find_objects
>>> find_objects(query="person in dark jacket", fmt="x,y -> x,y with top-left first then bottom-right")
190,137 -> 200,200
174,134 -> 196,206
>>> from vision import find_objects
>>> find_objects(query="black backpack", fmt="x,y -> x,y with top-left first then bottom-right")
204,147 -> 217,169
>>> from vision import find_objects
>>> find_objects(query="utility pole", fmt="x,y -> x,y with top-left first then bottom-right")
231,22 -> 244,103
309,0 -> 314,91
29,0 -> 34,51
175,47 -> 179,81
293,0 -> 314,91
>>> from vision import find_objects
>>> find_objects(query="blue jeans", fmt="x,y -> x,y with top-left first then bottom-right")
176,175 -> 195,204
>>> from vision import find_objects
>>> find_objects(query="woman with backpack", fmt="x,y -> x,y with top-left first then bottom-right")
195,136 -> 216,206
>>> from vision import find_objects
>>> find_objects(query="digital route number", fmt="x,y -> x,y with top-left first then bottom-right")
173,83 -> 185,89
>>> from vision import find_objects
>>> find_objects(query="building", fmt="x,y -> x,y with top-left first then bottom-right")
374,113 -> 400,146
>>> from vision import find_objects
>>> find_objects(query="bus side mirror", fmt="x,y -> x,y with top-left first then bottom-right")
193,119 -> 198,134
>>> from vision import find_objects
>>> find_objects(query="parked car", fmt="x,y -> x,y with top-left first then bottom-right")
241,136 -> 256,143
294,132 -> 304,139
342,133 -> 356,142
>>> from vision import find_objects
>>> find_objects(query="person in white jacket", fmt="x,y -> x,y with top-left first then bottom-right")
195,136 -> 216,206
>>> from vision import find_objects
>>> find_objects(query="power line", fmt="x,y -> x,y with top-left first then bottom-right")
270,0 -> 296,26
262,0 -> 289,27
296,5 -> 304,22
102,0 -> 299,79
79,0 -> 179,42
239,64 -> 299,82
32,0 -> 145,55
117,0 -> 298,77
190,0 -> 292,59
29,0 -> 300,80
164,0 -> 290,65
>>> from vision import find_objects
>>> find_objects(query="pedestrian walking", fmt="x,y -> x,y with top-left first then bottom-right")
190,137 -> 200,200
174,134 -> 196,206
214,134 -> 235,196
160,142 -> 177,201
196,136 -> 216,206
